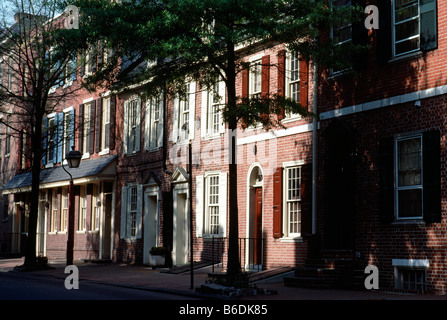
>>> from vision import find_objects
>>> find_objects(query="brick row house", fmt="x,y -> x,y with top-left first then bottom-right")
1,0 -> 447,294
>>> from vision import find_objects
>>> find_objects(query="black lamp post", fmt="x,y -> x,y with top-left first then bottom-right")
62,147 -> 82,266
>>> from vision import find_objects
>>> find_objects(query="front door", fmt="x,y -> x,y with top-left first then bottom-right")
143,192 -> 158,265
173,191 -> 188,266
102,193 -> 112,259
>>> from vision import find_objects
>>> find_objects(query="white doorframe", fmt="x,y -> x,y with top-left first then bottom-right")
172,183 -> 189,266
143,186 -> 160,265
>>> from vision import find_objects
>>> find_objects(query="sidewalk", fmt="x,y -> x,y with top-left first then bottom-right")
1,257 -> 446,300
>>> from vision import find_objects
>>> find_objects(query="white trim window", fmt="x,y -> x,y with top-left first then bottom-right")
124,97 -> 141,154
63,108 -> 74,157
250,59 -> 262,100
60,187 -> 68,232
331,0 -> 352,74
395,134 -> 423,219
82,102 -> 91,156
283,163 -> 302,238
50,189 -> 58,233
78,186 -> 87,232
201,80 -> 225,138
284,50 -> 303,119
195,172 -> 227,237
120,185 -> 143,239
173,82 -> 196,143
144,95 -> 164,150
91,184 -> 100,232
101,96 -> 111,152
392,0 -> 437,57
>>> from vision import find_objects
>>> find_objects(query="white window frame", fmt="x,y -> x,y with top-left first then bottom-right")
101,96 -> 111,153
173,82 -> 196,143
78,186 -> 87,232
331,0 -> 352,75
91,184 -> 100,232
63,107 -> 74,161
82,102 -> 91,157
124,96 -> 141,154
60,187 -> 68,233
49,189 -> 58,234
283,50 -> 303,121
120,184 -> 143,240
201,80 -> 225,138
282,161 -> 304,239
46,113 -> 56,167
394,133 -> 423,220
144,95 -> 164,150
392,0 -> 420,57
249,59 -> 262,100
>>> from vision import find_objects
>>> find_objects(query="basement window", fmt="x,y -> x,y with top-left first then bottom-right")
393,259 -> 429,293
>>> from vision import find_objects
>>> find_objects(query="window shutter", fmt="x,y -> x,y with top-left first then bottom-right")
120,186 -> 128,239
423,129 -> 441,223
299,57 -> 309,110
300,163 -> 312,235
109,95 -> 116,150
277,50 -> 286,120
123,101 -> 128,154
241,67 -> 249,99
273,167 -> 282,238
201,90 -> 208,138
136,185 -> 143,238
261,55 -> 270,99
78,104 -> 84,153
420,0 -> 437,51
196,175 -> 204,237
157,97 -> 164,148
135,99 -> 141,152
42,117 -> 48,166
17,129 -> 23,169
189,82 -> 196,140
173,97 -> 179,142
95,98 -> 102,153
379,137 -> 395,223
377,0 -> 392,63
89,100 -> 96,155
219,172 -> 228,237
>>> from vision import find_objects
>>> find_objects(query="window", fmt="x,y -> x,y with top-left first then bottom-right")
195,172 -> 227,237
65,54 -> 77,85
395,135 -> 422,219
287,51 -> 300,103
63,108 -> 74,157
174,82 -> 195,142
145,96 -> 163,150
392,0 -> 437,57
331,0 -> 352,73
83,103 -> 91,156
50,190 -> 58,233
120,185 -> 143,239
284,165 -> 302,237
47,116 -> 55,164
78,186 -> 87,231
250,60 -> 262,100
101,97 -> 111,151
5,114 -> 11,156
20,128 -> 27,169
61,188 -> 68,232
91,184 -> 100,231
201,80 -> 225,138
396,268 -> 426,292
124,97 -> 141,154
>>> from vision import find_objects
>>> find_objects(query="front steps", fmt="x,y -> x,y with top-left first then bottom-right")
284,251 -> 365,290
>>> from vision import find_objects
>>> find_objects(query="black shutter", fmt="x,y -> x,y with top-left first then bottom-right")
95,98 -> 102,153
423,129 -> 441,223
300,163 -> 312,236
379,137 -> 395,223
420,0 -> 438,52
377,0 -> 392,64
109,95 -> 116,150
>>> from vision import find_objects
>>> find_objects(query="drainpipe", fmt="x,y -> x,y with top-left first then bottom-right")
312,61 -> 318,235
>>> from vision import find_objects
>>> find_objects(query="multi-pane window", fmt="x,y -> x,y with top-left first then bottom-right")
285,166 -> 301,236
83,103 -> 91,155
288,51 -> 300,103
145,97 -> 163,150
125,98 -> 140,154
250,60 -> 262,99
396,135 -> 422,219
211,83 -> 221,134
47,117 -> 55,164
64,110 -> 73,157
61,188 -> 68,232
179,84 -> 191,141
332,0 -> 352,73
393,0 -> 419,56
50,190 -> 58,233
207,175 -> 220,235
91,185 -> 100,231
101,97 -> 111,151
129,186 -> 138,237
202,80 -> 224,138
78,186 -> 87,231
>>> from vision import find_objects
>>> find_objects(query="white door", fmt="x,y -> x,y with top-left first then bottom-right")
173,189 -> 189,266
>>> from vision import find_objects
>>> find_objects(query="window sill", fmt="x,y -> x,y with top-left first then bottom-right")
202,133 -> 223,141
76,230 -> 86,234
81,153 -> 90,160
391,219 -> 425,226
279,236 -> 304,243
89,230 -> 99,234
201,235 -> 225,240
389,50 -> 423,64
99,148 -> 110,156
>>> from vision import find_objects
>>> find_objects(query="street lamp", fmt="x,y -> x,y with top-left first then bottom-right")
62,147 -> 82,266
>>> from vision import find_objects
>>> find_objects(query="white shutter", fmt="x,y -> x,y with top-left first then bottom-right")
189,81 -> 196,140
123,101 -> 128,154
196,175 -> 204,237
173,97 -> 179,142
135,98 -> 141,152
218,81 -> 226,134
136,184 -> 143,239
158,96 -> 164,147
144,100 -> 150,151
201,89 -> 208,138
218,172 -> 227,237
120,186 -> 128,239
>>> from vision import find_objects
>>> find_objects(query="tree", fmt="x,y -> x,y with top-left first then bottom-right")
65,0 -> 364,283
0,0 -> 87,267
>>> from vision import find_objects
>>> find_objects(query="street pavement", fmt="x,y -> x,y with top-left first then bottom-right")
1,257 -> 446,301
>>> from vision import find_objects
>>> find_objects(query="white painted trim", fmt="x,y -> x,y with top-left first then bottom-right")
82,97 -> 95,104
392,259 -> 430,268
237,123 -> 314,145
